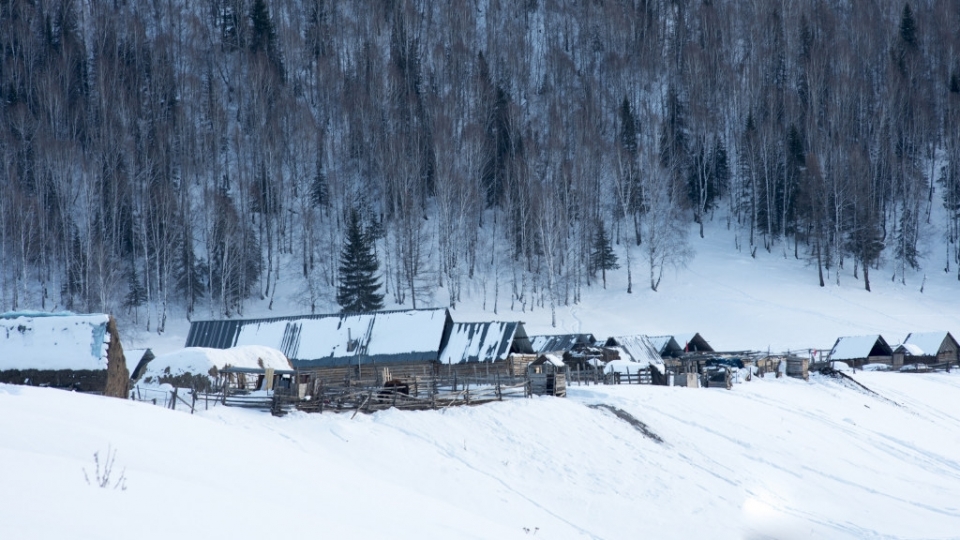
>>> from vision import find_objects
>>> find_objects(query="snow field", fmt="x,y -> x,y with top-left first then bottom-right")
4,370 -> 960,539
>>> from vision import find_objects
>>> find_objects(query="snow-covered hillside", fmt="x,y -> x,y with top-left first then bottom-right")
4,371 -> 960,539
130,220 -> 960,356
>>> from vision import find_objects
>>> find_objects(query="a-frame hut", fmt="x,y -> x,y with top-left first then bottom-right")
827,335 -> 893,368
892,332 -> 960,369
672,332 -> 715,354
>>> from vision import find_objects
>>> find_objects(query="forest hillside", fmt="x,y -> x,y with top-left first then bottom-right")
2,0 -> 959,333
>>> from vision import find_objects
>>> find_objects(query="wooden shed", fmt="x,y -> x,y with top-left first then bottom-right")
827,335 -> 893,368
892,332 -> 959,369
527,354 -> 567,397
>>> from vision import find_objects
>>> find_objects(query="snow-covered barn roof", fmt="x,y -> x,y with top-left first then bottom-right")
901,332 -> 957,356
439,321 -> 534,364
0,312 -> 110,371
828,335 -> 893,361
185,308 -> 452,368
604,336 -> 665,366
144,346 -> 292,381
529,333 -> 596,354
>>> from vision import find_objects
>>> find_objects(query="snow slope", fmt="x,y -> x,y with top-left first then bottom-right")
126,220 -> 960,357
4,371 -> 960,539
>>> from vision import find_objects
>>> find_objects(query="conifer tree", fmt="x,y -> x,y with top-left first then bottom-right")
590,221 -> 620,289
337,209 -> 384,312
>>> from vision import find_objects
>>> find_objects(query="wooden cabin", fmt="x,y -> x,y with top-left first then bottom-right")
892,332 -> 959,369
527,354 -> 567,397
528,333 -> 602,371
0,312 -> 128,397
827,335 -> 893,368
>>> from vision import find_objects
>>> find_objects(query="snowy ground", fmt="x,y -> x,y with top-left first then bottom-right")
4,370 -> 960,539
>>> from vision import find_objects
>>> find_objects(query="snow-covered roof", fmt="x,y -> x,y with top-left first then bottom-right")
902,332 -> 956,356
439,321 -> 534,364
828,335 -> 892,361
604,336 -> 664,366
0,312 -> 110,371
538,353 -> 565,367
186,308 -> 452,368
529,334 -> 595,354
144,346 -> 292,381
895,343 -> 925,356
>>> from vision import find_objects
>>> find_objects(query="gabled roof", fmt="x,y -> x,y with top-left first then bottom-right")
0,312 -> 111,371
901,332 -> 958,356
439,321 -> 534,363
894,343 -> 925,356
185,308 -> 452,368
125,348 -> 156,381
646,335 -> 684,357
672,332 -> 714,353
828,335 -> 893,361
604,335 -> 664,366
529,333 -> 596,354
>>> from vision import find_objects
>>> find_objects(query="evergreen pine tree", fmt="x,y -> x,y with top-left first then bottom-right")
899,3 -> 917,48
590,221 -> 620,289
337,209 -> 384,312
124,265 -> 148,309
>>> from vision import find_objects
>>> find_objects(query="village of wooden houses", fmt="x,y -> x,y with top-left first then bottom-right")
1,309 -> 958,415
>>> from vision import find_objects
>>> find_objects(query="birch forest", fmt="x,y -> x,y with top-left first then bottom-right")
2,0 -> 959,330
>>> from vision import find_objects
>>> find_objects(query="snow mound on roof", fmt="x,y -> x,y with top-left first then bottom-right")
903,332 -> 950,356
145,346 -> 291,380
0,312 -> 110,371
604,359 -> 649,374
897,343 -> 925,356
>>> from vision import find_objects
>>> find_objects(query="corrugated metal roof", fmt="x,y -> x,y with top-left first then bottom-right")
529,333 -> 596,354
184,308 -> 452,368
604,335 -> 664,366
439,321 -> 534,363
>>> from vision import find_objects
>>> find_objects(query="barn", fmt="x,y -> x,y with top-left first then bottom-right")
827,335 -> 893,368
603,335 -> 666,369
892,332 -> 959,369
185,308 -> 452,383
0,312 -> 128,397
439,321 -> 536,376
